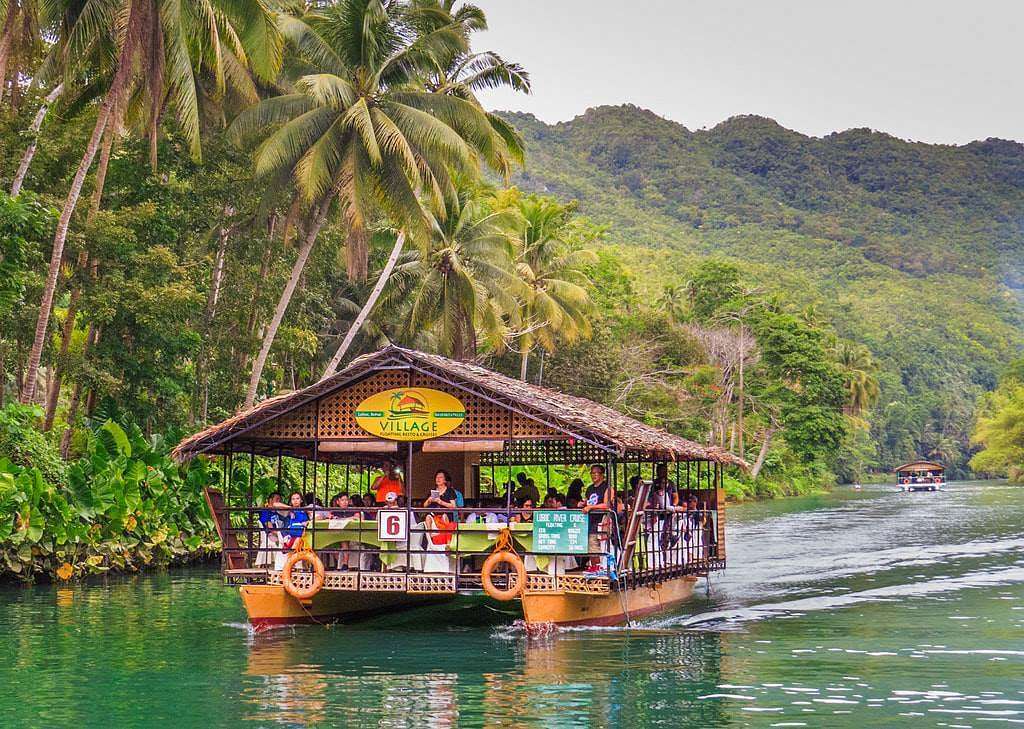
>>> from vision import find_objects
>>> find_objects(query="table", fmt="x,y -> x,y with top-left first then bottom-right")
308,518 -> 551,571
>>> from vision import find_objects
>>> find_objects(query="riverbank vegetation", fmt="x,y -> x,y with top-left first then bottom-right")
1,1 -> 1015,580
503,107 -> 1024,481
970,359 -> 1024,482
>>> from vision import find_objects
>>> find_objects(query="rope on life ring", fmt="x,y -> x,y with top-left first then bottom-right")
282,539 -> 325,601
481,528 -> 526,602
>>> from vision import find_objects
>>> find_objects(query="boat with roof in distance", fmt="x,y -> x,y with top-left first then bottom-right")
896,460 -> 945,492
173,345 -> 746,630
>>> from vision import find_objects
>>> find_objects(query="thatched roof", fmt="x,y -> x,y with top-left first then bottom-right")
173,345 -> 746,467
895,460 -> 944,472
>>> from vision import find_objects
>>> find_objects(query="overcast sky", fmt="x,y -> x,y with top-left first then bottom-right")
472,1 -> 1022,145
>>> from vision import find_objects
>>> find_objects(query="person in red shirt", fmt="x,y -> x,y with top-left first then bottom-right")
372,461 -> 405,504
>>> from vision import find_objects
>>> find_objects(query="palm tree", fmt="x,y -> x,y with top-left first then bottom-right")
234,0 -> 524,404
836,342 -> 880,417
316,4 -> 529,378
18,0 -> 280,404
397,183 -> 521,360
510,195 -> 596,380
658,283 -> 688,322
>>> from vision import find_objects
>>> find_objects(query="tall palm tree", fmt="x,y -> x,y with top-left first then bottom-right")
317,2 -> 528,379
836,342 -> 880,417
510,195 -> 596,380
0,0 -> 48,109
19,0 -> 280,404
398,183 -> 521,360
234,0 -> 522,405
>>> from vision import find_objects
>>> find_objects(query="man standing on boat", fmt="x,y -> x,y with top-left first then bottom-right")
582,464 -> 612,573
649,463 -> 680,567
372,461 -> 404,504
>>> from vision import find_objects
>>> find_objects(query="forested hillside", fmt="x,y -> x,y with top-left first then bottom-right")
501,106 -> 1024,477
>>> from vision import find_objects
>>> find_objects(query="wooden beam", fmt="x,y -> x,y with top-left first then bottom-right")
318,441 -> 398,453
421,439 -> 505,453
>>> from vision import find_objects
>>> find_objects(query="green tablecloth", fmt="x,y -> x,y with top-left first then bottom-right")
307,518 -> 547,569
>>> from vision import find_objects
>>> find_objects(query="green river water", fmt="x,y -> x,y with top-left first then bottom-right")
2,481 -> 1022,727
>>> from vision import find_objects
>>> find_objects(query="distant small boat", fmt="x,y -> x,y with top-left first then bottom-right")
895,460 -> 944,492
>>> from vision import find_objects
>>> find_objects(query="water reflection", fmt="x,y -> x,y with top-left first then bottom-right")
240,624 -> 728,727
2,481 -> 1022,727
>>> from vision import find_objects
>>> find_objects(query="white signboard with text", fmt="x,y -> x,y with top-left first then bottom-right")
378,509 -> 409,542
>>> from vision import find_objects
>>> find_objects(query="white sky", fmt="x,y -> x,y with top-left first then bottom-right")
472,0 -> 1023,145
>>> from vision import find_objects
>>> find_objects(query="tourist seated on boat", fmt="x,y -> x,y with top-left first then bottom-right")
567,478 -> 584,509
325,493 -> 355,569
256,492 -> 284,568
372,461 -> 404,504
481,499 -> 510,524
282,491 -> 308,551
513,472 -> 529,499
330,493 -> 354,518
511,498 -> 534,523
425,469 -> 460,513
582,464 -> 612,572
515,477 -> 540,505
422,472 -> 459,573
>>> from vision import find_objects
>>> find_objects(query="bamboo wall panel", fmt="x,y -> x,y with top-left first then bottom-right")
249,369 -> 564,441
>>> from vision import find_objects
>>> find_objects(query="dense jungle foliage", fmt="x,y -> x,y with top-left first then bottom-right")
0,1 -> 1018,581
501,106 -> 1024,480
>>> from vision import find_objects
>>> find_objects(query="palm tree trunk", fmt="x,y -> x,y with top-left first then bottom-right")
244,197 -> 333,409
19,87 -> 123,405
18,0 -> 142,404
195,219 -> 232,424
320,231 -> 406,379
737,328 -> 745,457
42,252 -> 88,431
750,428 -> 776,480
519,348 -> 529,381
89,124 -> 116,217
0,2 -> 18,107
10,83 -> 63,196
42,123 -> 115,427
59,322 -> 98,458
18,102 -> 110,403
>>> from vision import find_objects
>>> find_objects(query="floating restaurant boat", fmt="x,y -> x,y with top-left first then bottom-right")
895,460 -> 945,492
172,346 -> 745,629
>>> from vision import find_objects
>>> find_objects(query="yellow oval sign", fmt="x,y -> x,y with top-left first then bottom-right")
353,387 -> 466,441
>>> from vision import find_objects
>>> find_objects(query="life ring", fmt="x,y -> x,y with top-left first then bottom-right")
282,548 -> 325,601
482,550 -> 526,601
900,478 -> 909,485
934,476 -> 942,484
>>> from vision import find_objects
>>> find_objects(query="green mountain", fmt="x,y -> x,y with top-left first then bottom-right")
500,105 -> 1024,476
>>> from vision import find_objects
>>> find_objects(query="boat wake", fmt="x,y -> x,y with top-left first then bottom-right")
648,564 -> 1024,631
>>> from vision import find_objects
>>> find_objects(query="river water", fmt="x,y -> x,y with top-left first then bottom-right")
3,481 -> 1022,727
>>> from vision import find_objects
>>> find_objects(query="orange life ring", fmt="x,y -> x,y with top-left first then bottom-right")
900,478 -> 909,485
481,550 -> 526,601
282,548 -> 324,601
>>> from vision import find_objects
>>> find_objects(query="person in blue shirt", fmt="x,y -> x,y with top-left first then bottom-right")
283,490 -> 309,548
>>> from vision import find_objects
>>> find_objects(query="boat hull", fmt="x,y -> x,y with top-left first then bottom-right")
239,585 -> 449,628
520,576 -> 698,627
240,575 -> 699,629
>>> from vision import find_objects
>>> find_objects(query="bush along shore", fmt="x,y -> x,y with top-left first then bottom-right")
0,404 -> 219,583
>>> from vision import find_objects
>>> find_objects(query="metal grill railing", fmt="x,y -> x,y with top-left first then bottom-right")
217,504 -> 723,592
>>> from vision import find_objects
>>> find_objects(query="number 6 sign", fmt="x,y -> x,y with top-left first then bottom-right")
378,509 -> 408,541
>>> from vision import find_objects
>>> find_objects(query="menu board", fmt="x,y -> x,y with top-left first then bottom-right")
533,510 -> 588,554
